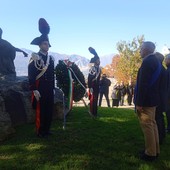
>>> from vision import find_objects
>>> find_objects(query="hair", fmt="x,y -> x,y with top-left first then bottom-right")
0,28 -> 2,38
155,52 -> 164,63
165,54 -> 170,60
165,54 -> 170,67
142,41 -> 156,53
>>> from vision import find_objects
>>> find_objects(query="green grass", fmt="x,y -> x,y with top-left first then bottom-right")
0,107 -> 170,170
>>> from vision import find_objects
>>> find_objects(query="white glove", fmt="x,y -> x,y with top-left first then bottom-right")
33,90 -> 41,101
90,88 -> 93,94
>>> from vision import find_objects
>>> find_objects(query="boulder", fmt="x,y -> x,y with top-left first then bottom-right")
0,76 -> 64,141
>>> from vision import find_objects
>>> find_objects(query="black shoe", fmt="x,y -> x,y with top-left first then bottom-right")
140,153 -> 157,162
37,133 -> 46,138
166,129 -> 170,133
46,131 -> 54,136
139,149 -> 145,155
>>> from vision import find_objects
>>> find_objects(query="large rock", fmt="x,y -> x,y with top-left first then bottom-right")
0,95 -> 15,142
0,76 -> 64,141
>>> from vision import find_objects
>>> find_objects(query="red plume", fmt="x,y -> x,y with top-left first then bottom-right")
38,18 -> 50,35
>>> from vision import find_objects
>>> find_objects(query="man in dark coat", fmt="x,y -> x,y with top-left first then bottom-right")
98,74 -> 111,107
126,81 -> 134,105
88,47 -> 101,117
119,81 -> 126,106
0,28 -> 27,80
134,41 -> 161,161
165,54 -> 170,133
28,18 -> 55,138
155,52 -> 167,144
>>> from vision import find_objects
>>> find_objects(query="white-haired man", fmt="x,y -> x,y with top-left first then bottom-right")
134,41 -> 161,161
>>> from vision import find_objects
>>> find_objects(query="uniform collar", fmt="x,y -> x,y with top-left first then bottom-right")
39,50 -> 48,56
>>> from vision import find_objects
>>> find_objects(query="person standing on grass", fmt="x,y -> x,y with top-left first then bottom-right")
134,41 -> 161,161
111,83 -> 120,107
155,52 -> 167,144
28,18 -> 55,138
98,74 -> 111,107
88,47 -> 101,118
119,81 -> 126,106
165,54 -> 170,133
126,81 -> 134,106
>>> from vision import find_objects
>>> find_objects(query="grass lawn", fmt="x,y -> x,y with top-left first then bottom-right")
0,107 -> 170,170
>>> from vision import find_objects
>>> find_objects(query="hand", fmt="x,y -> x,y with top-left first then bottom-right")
90,88 -> 93,94
53,89 -> 55,95
136,106 -> 143,112
33,90 -> 41,101
23,52 -> 28,57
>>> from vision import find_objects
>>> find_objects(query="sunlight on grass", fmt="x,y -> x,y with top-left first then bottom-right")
0,107 -> 170,170
26,143 -> 45,151
0,155 -> 14,160
138,164 -> 155,170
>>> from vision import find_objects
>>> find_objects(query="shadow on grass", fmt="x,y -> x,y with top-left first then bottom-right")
0,107 -> 170,170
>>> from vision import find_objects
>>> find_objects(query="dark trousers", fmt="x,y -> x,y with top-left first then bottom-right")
36,81 -> 54,136
112,99 -> 119,107
127,95 -> 133,105
90,90 -> 99,117
120,95 -> 125,106
38,96 -> 53,135
166,110 -> 170,131
155,106 -> 166,144
99,92 -> 110,107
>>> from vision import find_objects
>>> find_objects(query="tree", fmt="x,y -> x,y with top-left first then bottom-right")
114,35 -> 144,84
102,54 -> 119,78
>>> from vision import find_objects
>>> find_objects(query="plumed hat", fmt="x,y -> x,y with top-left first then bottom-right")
88,47 -> 99,63
0,28 -> 2,38
31,18 -> 51,47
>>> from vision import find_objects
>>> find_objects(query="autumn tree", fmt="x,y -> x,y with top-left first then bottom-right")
114,35 -> 144,84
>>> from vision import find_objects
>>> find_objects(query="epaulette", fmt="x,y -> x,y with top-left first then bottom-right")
29,53 -> 40,64
31,52 -> 40,61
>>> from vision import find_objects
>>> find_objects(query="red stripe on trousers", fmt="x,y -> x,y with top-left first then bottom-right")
36,101 -> 40,133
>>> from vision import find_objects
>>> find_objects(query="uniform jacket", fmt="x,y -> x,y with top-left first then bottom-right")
28,51 -> 55,91
88,65 -> 101,93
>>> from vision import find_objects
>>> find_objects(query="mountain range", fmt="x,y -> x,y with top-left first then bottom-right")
14,49 -> 115,77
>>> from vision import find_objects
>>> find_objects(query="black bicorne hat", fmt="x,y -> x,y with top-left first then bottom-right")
88,47 -> 99,63
0,28 -> 2,37
31,18 -> 51,47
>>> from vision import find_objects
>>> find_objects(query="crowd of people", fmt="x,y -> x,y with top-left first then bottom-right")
98,78 -> 134,108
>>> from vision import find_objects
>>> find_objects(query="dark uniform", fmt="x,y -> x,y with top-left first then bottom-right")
28,52 -> 54,136
28,18 -> 55,137
88,47 -> 101,117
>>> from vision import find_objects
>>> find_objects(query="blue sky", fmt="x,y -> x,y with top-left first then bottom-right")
0,0 -> 170,59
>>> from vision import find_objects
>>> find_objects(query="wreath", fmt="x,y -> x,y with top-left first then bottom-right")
55,60 -> 86,102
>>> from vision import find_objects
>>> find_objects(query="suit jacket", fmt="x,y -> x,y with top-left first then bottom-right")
99,77 -> 111,93
158,65 -> 168,112
135,54 -> 161,107
166,66 -> 170,111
